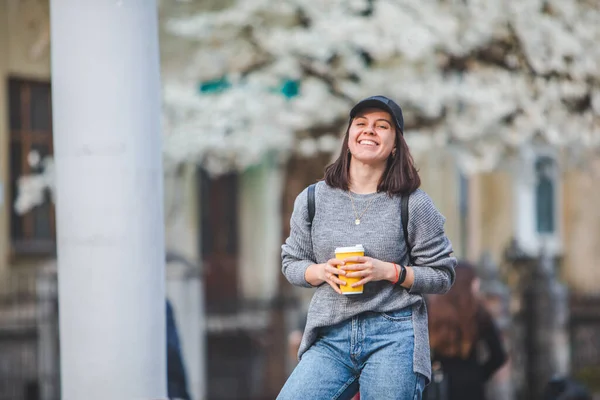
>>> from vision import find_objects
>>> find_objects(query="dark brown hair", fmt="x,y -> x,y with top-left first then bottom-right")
323,121 -> 421,196
427,261 -> 494,359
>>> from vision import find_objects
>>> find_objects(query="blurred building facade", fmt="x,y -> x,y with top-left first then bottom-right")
0,2 -> 54,399
0,1 -> 53,274
0,3 -> 285,399
0,2 -> 208,399
1,1 -> 600,400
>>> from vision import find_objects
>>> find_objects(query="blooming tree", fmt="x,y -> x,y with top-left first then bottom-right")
15,0 -> 600,213
161,0 -> 600,174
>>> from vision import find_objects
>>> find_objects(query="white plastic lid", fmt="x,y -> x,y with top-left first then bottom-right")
335,244 -> 365,254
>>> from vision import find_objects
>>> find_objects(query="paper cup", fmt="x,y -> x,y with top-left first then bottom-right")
335,244 -> 365,295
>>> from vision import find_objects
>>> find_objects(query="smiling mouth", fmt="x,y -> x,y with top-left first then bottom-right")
358,139 -> 378,146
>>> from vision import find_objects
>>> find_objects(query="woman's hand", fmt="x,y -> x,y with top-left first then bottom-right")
340,256 -> 397,287
304,259 -> 348,294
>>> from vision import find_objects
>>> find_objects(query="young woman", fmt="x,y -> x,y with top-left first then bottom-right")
278,96 -> 457,399
426,261 -> 508,400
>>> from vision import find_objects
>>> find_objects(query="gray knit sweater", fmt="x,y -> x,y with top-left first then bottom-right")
281,181 -> 457,381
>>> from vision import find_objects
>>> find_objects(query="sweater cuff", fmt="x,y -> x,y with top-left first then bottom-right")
408,265 -> 453,294
408,266 -> 427,294
289,260 -> 317,288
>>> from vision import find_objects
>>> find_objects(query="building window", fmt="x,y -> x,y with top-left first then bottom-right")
8,78 -> 55,256
535,156 -> 556,234
513,147 -> 561,256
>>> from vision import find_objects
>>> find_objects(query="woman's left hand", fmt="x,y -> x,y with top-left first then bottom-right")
340,256 -> 396,287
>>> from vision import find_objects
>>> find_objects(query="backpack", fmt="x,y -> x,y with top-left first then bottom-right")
306,183 -> 412,264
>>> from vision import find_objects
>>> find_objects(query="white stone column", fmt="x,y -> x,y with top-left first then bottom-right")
239,158 -> 283,301
49,1 -> 166,399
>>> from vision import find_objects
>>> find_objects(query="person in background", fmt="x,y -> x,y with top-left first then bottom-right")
167,300 -> 191,400
543,377 -> 592,400
425,261 -> 507,400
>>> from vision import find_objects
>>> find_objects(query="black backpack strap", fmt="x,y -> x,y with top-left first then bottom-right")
307,183 -> 316,224
401,194 -> 413,265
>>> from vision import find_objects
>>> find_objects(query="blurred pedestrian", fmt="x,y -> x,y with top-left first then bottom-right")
425,261 -> 507,400
278,95 -> 457,399
543,376 -> 592,400
167,300 -> 191,400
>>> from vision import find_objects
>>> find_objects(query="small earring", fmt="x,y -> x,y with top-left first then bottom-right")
392,148 -> 397,156
347,148 -> 351,155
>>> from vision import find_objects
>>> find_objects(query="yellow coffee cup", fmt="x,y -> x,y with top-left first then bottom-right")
335,244 -> 365,295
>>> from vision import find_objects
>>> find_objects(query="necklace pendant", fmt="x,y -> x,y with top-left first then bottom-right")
355,219 -> 361,225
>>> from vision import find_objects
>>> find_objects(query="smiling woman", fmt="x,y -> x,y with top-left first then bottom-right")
323,95 -> 421,197
278,95 -> 457,400
348,109 -> 396,165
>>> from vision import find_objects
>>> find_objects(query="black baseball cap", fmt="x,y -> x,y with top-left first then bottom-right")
349,95 -> 404,134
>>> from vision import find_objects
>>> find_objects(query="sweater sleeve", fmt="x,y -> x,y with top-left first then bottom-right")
281,187 -> 317,288
407,190 -> 457,294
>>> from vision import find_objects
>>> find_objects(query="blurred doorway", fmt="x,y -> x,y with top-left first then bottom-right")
199,169 -> 239,306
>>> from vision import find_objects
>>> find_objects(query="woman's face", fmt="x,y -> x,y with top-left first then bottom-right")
347,108 -> 396,166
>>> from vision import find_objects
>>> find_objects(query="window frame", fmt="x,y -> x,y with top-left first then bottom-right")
512,145 -> 562,256
7,77 -> 56,257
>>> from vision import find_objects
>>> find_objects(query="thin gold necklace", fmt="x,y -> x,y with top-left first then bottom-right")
346,191 -> 376,225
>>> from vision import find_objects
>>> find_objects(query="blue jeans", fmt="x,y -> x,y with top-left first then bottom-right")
277,307 -> 426,400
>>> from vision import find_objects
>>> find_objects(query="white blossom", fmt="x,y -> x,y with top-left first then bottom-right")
318,134 -> 343,154
14,157 -> 55,215
14,0 -> 600,213
296,138 -> 319,158
160,0 -> 599,176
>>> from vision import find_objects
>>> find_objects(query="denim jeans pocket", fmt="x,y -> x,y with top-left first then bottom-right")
380,306 -> 412,322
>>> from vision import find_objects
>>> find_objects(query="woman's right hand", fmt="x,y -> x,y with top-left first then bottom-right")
305,259 -> 347,294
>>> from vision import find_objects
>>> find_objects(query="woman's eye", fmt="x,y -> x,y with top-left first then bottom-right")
356,123 -> 365,126
378,125 -> 389,129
